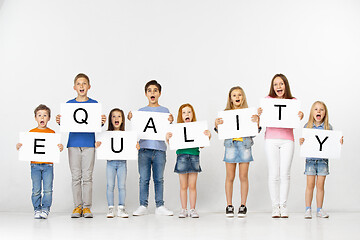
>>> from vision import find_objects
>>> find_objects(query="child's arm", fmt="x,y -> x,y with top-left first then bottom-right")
214,117 -> 223,132
127,111 -> 132,121
165,132 -> 172,144
136,141 -> 140,150
16,143 -> 22,150
257,107 -> 263,116
95,141 -> 102,148
57,144 -> 64,152
204,130 -> 211,139
251,114 -> 260,129
101,115 -> 106,126
168,114 -> 174,123
299,138 -> 305,145
56,114 -> 61,125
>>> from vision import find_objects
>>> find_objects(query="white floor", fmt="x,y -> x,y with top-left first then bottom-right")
0,212 -> 359,240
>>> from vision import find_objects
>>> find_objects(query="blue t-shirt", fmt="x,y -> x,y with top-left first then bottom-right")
138,105 -> 170,151
304,122 -> 333,161
66,98 -> 98,148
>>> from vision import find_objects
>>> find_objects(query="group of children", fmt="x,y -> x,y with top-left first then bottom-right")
16,73 -> 343,220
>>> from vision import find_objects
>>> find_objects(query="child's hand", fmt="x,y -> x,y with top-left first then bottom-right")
166,132 -> 172,144
58,144 -> 64,152
251,115 -> 259,123
56,114 -> 61,125
95,141 -> 102,148
298,111 -> 304,120
168,114 -> 174,123
215,118 -> 223,129
340,136 -> 344,145
204,130 -> 211,139
101,115 -> 106,125
257,108 -> 263,116
16,143 -> 22,150
136,142 -> 140,150
127,111 -> 132,121
299,138 -> 305,145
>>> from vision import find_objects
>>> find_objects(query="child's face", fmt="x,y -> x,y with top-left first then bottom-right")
111,111 -> 122,130
312,103 -> 326,123
145,85 -> 161,105
35,110 -> 50,129
273,77 -> 285,98
181,106 -> 193,123
230,89 -> 243,108
73,77 -> 91,97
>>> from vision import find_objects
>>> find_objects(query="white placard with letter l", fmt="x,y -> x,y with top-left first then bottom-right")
130,111 -> 170,141
60,103 -> 102,132
300,128 -> 342,159
168,121 -> 210,150
260,98 -> 301,129
18,132 -> 61,163
217,108 -> 258,139
96,131 -> 138,160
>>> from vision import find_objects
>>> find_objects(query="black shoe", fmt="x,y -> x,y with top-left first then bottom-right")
226,205 -> 234,217
238,205 -> 247,218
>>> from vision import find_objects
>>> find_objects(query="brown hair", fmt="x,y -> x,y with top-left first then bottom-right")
177,103 -> 197,123
74,73 -> 90,84
34,104 -> 51,118
268,74 -> 294,99
306,101 -> 330,130
108,108 -> 125,131
145,80 -> 162,93
225,86 -> 248,110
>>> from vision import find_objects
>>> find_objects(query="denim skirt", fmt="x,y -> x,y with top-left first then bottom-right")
174,154 -> 202,174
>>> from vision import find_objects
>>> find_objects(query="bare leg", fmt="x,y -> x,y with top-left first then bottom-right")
305,175 -> 316,207
316,176 -> 326,208
238,163 -> 250,205
188,173 -> 198,209
179,174 -> 189,209
225,163 -> 236,206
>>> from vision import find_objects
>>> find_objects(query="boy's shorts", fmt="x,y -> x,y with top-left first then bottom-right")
304,159 -> 329,176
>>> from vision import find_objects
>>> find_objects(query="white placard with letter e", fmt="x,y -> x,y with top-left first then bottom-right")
131,111 -> 170,141
168,121 -> 210,150
18,132 -> 61,163
60,103 -> 102,132
260,98 -> 301,128
300,128 -> 342,159
217,108 -> 258,139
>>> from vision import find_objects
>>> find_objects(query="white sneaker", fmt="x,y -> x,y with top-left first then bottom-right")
106,206 -> 115,218
317,209 -> 329,218
280,204 -> 288,218
189,209 -> 199,218
155,206 -> 173,216
178,209 -> 188,218
117,206 -> 129,218
272,205 -> 280,218
304,209 -> 312,219
40,210 -> 49,219
34,210 -> 42,219
133,206 -> 148,216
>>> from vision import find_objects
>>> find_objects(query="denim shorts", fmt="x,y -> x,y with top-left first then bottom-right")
223,140 -> 253,163
174,154 -> 201,174
304,159 -> 329,176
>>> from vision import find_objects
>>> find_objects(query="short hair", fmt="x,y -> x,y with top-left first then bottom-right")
34,104 -> 51,118
144,80 -> 161,93
74,73 -> 90,84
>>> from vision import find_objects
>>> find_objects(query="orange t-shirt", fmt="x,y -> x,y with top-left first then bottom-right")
29,127 -> 56,164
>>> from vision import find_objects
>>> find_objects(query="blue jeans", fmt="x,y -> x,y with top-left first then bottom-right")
30,163 -> 54,211
106,160 -> 127,206
138,149 -> 166,207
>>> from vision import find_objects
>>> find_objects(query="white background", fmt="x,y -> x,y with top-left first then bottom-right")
0,0 -> 359,213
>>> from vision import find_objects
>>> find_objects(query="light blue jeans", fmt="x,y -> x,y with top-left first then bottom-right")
31,163 -> 54,211
106,160 -> 127,206
138,149 -> 166,207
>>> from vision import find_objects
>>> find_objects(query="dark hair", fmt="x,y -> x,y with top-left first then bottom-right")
144,80 -> 161,93
74,73 -> 90,84
268,73 -> 294,99
108,108 -> 125,131
34,104 -> 51,118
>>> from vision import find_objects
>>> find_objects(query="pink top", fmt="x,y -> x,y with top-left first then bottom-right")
264,96 -> 295,141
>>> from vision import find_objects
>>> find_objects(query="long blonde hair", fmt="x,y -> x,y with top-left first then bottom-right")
225,86 -> 248,110
306,101 -> 330,130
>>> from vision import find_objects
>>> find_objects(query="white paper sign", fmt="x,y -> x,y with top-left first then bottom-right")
96,131 -> 138,160
168,121 -> 210,150
131,111 -> 170,141
260,98 -> 301,128
217,108 -> 258,139
300,129 -> 342,159
18,132 -> 61,163
60,103 -> 102,132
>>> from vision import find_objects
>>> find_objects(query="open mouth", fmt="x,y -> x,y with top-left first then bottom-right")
115,121 -> 120,125
185,117 -> 190,122
150,96 -> 155,100
235,100 -> 240,103
277,89 -> 283,94
316,114 -> 321,120
40,121 -> 44,124
80,89 -> 84,93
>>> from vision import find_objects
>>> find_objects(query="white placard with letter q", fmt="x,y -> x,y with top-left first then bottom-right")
96,131 -> 138,160
300,128 -> 342,159
260,98 -> 301,129
130,111 -> 170,141
217,108 -> 258,140
60,103 -> 102,132
168,121 -> 210,150
18,132 -> 62,163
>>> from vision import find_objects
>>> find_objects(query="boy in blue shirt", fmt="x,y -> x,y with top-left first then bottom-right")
56,73 -> 106,218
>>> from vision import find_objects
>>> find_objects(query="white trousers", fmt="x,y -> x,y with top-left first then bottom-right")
265,139 -> 294,206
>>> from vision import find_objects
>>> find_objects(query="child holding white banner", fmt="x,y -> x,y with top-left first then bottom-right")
16,104 -> 64,219
300,101 -> 343,219
166,104 -> 211,218
258,74 -> 304,218
214,86 -> 259,217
